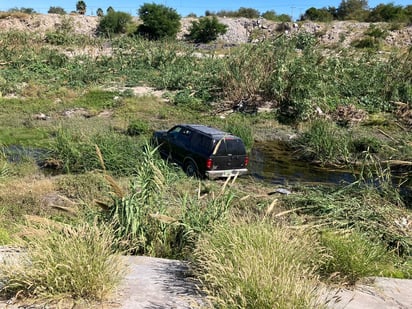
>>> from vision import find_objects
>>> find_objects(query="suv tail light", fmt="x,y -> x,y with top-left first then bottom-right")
206,158 -> 213,170
244,156 -> 249,167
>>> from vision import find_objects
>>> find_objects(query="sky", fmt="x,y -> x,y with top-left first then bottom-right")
1,1 -> 410,20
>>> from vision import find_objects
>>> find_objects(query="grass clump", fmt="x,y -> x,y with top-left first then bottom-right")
295,119 -> 350,164
99,143 -> 235,258
0,220 -> 123,302
319,230 -> 396,284
193,221 -> 323,308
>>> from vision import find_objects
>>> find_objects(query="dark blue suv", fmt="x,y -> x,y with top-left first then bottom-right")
152,124 -> 249,179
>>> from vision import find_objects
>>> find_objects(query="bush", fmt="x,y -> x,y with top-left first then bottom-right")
0,220 -> 123,301
319,230 -> 393,284
137,3 -> 181,40
193,222 -> 322,308
186,16 -> 228,43
295,120 -> 350,164
98,11 -> 135,36
50,126 -> 143,175
126,119 -> 150,136
103,144 -> 234,257
48,6 -> 66,15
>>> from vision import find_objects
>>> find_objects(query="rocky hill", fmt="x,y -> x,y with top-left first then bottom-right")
0,13 -> 411,48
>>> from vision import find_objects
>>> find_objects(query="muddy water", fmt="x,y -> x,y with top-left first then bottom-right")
250,140 -> 356,186
250,140 -> 412,205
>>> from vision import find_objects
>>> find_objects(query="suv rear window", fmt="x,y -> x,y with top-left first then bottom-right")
214,138 -> 246,156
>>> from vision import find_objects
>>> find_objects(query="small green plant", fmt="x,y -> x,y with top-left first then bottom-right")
295,119 -> 350,164
0,220 -> 123,301
365,24 -> 388,39
294,31 -> 317,50
186,16 -> 228,43
126,119 -> 150,136
319,230 -> 393,284
0,227 -> 11,245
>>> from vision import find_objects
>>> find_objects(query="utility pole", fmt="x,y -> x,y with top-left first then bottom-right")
291,6 -> 295,21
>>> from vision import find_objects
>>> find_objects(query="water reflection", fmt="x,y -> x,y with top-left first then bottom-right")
251,140 -> 356,186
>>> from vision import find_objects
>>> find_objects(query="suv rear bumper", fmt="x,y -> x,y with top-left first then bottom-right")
206,168 -> 248,179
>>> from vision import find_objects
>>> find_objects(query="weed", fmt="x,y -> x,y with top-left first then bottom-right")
0,220 -> 124,302
319,230 -> 394,284
193,221 -> 323,308
294,119 -> 350,164
126,119 -> 150,136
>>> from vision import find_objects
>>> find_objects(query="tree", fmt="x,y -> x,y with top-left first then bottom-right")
186,16 -> 228,43
48,6 -> 66,14
301,7 -> 333,22
137,3 -> 181,40
337,0 -> 368,21
367,3 -> 406,22
277,14 -> 292,22
8,7 -> 36,14
76,1 -> 86,15
262,10 -> 278,21
107,6 -> 115,14
98,11 -> 134,36
96,8 -> 104,17
236,7 -> 260,18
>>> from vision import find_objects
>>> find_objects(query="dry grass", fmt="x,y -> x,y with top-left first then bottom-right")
0,219 -> 124,303
0,175 -> 56,220
193,221 -> 323,308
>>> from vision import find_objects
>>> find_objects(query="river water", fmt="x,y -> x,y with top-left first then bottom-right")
249,141 -> 356,186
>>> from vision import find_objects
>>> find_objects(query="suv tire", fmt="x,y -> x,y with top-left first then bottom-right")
185,160 -> 199,178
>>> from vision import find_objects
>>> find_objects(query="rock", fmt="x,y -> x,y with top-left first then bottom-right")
268,188 -> 292,195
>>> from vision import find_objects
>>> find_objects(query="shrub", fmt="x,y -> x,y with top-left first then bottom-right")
193,222 -> 322,308
126,119 -> 150,136
319,230 -> 393,284
186,16 -> 228,43
0,220 -> 123,301
48,6 -> 66,15
97,11 -> 135,36
137,3 -> 181,40
50,126 -> 143,175
351,37 -> 379,49
295,120 -> 350,164
99,143 -> 234,258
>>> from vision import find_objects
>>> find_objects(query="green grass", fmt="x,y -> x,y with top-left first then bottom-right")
319,230 -> 399,284
0,220 -> 124,302
193,221 -> 323,308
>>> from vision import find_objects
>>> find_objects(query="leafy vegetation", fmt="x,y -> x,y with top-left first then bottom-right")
186,16 -> 228,43
137,3 -> 181,40
97,11 -> 135,36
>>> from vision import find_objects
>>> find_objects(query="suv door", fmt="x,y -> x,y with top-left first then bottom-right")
166,127 -> 193,164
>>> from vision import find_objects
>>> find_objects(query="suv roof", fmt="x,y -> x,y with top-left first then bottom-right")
183,124 -> 237,139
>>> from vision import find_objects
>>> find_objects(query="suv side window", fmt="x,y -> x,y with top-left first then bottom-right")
191,133 -> 213,153
177,128 -> 192,144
